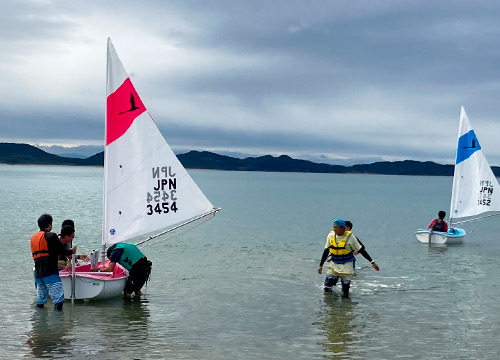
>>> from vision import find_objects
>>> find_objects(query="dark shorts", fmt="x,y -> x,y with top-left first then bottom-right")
124,257 -> 152,294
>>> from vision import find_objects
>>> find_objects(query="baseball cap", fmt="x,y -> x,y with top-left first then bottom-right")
333,218 -> 346,227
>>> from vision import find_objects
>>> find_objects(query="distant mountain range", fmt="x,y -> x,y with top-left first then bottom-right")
36,144 -> 104,159
0,143 -> 103,166
1,142 -> 499,176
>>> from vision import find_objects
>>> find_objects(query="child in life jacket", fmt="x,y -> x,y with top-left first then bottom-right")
428,211 -> 449,232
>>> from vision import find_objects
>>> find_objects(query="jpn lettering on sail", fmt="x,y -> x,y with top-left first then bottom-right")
103,39 -> 215,246
449,107 -> 500,221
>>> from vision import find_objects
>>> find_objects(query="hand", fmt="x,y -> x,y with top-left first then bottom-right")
317,266 -> 323,275
79,255 -> 90,262
353,251 -> 359,255
71,246 -> 77,254
372,262 -> 380,271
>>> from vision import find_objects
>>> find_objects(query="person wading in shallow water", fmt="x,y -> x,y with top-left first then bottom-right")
31,214 -> 76,310
93,243 -> 152,299
317,218 -> 362,298
345,221 -> 380,272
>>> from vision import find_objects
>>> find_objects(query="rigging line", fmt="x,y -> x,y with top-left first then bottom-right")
135,208 -> 221,247
452,212 -> 500,225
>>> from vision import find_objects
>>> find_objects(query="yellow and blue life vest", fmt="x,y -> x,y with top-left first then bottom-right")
328,230 -> 355,264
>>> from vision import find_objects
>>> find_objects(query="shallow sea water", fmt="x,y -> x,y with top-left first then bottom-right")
1,165 -> 500,359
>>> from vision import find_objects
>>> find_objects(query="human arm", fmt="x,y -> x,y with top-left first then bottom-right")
94,248 -> 123,272
99,261 -> 116,272
428,220 -> 436,229
318,248 -> 330,274
76,254 -> 89,261
359,246 -> 380,270
354,237 -> 380,271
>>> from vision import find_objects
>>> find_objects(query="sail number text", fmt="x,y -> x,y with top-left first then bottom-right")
478,180 -> 493,206
147,166 -> 178,215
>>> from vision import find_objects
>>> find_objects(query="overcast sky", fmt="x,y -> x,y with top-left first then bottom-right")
2,0 -> 500,165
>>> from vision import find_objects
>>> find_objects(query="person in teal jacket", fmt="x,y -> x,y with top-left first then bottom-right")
96,243 -> 152,299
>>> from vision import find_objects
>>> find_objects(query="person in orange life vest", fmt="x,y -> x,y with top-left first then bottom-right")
57,225 -> 89,270
318,218 -> 362,298
428,211 -> 448,232
345,221 -> 380,272
31,214 -> 76,310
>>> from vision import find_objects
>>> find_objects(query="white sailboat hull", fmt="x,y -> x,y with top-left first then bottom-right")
415,228 -> 466,244
60,262 -> 128,301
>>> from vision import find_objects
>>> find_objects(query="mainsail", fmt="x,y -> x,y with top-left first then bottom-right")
103,38 -> 217,246
449,107 -> 500,224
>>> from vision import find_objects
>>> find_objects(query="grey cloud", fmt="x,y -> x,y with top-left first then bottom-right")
2,0 -> 500,165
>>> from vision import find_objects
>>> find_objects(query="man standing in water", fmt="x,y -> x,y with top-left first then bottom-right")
31,214 -> 76,310
318,218 -> 362,298
94,243 -> 152,299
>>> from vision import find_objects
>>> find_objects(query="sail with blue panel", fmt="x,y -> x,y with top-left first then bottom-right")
449,107 -> 500,222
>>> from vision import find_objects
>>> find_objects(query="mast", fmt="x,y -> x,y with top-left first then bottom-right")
448,106 -> 463,229
101,38 -> 112,266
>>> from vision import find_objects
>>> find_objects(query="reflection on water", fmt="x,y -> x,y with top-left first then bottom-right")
316,293 -> 358,359
26,308 -> 74,358
26,298 -> 150,358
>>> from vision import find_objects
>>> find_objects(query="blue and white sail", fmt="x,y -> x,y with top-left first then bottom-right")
449,107 -> 500,223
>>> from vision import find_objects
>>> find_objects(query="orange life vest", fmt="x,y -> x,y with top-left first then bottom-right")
31,231 -> 49,261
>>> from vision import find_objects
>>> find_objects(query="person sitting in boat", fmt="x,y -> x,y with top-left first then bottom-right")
428,211 -> 448,232
57,225 -> 89,270
31,213 -> 76,310
345,221 -> 380,272
317,218 -> 362,298
93,243 -> 152,299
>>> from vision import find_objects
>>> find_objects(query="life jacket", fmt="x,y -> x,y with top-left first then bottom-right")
114,243 -> 145,271
431,219 -> 446,232
31,231 -> 49,261
328,230 -> 355,264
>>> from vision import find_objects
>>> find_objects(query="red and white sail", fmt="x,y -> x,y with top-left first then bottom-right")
103,38 -> 216,246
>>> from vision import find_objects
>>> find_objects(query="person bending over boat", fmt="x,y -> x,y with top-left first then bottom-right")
94,243 -> 152,299
428,211 -> 448,232
317,218 -> 362,298
31,214 -> 76,310
345,221 -> 380,272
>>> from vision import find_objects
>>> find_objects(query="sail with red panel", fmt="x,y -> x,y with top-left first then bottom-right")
60,39 -> 219,301
104,38 -> 219,247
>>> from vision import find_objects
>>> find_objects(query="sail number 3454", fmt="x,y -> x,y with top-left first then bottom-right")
146,190 -> 178,215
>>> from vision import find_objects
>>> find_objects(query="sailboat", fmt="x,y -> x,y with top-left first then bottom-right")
415,106 -> 500,244
60,38 -> 220,300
